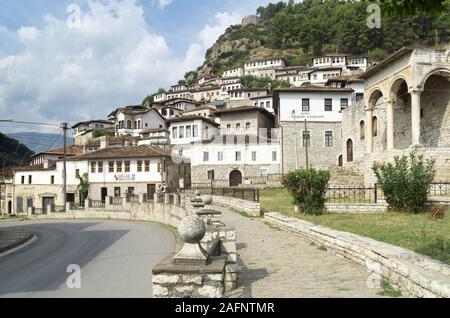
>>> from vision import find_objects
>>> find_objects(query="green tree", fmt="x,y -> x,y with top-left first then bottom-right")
282,169 -> 331,215
76,173 -> 89,204
372,152 -> 436,213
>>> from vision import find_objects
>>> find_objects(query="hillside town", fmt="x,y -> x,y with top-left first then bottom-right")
1,46 -> 449,215
2,0 -> 450,302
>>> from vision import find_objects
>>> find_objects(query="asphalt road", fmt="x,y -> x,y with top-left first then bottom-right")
0,220 -> 176,298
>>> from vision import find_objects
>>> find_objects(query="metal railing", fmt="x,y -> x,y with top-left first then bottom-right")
190,185 -> 260,202
430,182 -> 450,197
128,195 -> 139,204
112,197 -> 123,205
91,200 -> 105,208
325,185 -> 379,204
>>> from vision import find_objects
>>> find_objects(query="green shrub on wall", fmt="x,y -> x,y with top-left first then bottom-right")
372,152 -> 436,214
282,169 -> 330,215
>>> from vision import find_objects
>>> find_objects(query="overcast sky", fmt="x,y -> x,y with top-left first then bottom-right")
0,0 -> 274,133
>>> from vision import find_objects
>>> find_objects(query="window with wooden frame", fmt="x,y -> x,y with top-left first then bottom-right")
98,161 -> 103,173
145,160 -> 150,172
116,161 -> 123,173
124,161 -> 131,173
109,161 -> 114,173
137,160 -> 143,172
91,162 -> 96,173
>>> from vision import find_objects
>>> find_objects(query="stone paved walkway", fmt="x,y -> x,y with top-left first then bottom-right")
215,206 -> 385,298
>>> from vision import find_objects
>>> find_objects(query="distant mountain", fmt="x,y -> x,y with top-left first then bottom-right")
7,132 -> 74,154
0,133 -> 34,168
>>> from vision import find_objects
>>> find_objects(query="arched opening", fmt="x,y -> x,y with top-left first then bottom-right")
389,78 -> 412,149
346,139 -> 353,162
372,116 -> 378,137
338,155 -> 343,167
229,170 -> 243,187
420,70 -> 450,147
127,120 -> 132,129
360,120 -> 365,140
368,89 -> 383,110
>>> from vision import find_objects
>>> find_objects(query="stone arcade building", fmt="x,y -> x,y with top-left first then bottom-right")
341,47 -> 450,184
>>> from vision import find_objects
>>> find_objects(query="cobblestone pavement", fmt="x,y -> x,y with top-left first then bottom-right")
215,206 -> 385,298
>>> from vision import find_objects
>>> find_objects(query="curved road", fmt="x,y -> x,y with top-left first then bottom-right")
0,220 -> 176,298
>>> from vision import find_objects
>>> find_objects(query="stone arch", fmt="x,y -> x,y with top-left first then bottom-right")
420,68 -> 450,147
346,139 -> 354,163
359,120 -> 365,140
388,77 -> 412,149
367,88 -> 384,110
372,116 -> 378,137
418,67 -> 450,89
229,170 -> 243,187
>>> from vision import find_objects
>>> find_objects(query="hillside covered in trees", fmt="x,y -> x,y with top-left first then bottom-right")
189,0 -> 450,78
0,133 -> 34,168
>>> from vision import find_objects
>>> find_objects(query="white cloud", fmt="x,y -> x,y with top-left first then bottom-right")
197,12 -> 242,51
0,0 -> 197,128
0,0 -> 244,131
156,0 -> 173,9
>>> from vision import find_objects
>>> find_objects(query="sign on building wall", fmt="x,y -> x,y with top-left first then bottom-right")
291,112 -> 326,121
114,174 -> 136,182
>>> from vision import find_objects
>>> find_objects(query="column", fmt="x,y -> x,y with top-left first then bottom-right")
411,90 -> 422,146
366,109 -> 373,153
386,100 -> 394,150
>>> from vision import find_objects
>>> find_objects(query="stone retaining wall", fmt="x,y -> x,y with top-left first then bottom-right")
212,196 -> 261,217
326,203 -> 388,214
264,212 -> 450,298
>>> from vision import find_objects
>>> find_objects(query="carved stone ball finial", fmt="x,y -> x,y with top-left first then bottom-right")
178,215 -> 206,244
195,190 -> 201,196
202,195 -> 213,206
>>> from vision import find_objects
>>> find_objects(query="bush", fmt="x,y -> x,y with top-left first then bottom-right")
372,152 -> 436,214
282,169 -> 330,215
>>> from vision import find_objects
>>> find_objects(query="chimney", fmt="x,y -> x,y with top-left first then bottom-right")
100,136 -> 108,149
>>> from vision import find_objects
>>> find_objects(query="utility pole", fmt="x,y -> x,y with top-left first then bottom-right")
61,122 -> 68,211
304,119 -> 309,170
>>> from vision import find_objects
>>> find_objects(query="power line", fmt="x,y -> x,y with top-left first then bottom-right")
0,120 -> 61,127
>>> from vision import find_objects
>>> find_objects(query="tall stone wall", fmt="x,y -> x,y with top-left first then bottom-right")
421,75 -> 450,148
191,164 -> 280,184
281,121 -> 342,172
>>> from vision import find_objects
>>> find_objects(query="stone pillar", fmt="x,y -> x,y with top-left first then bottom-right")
47,204 -> 53,215
154,193 -> 159,203
105,196 -> 112,208
366,109 -> 373,153
386,100 -> 394,150
180,194 -> 186,209
138,193 -> 145,204
84,198 -> 91,209
164,193 -> 171,204
411,90 -> 422,146
66,202 -> 73,212
174,194 -> 181,206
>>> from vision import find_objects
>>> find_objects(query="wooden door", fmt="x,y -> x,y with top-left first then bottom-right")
229,170 -> 242,187
147,184 -> 156,199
